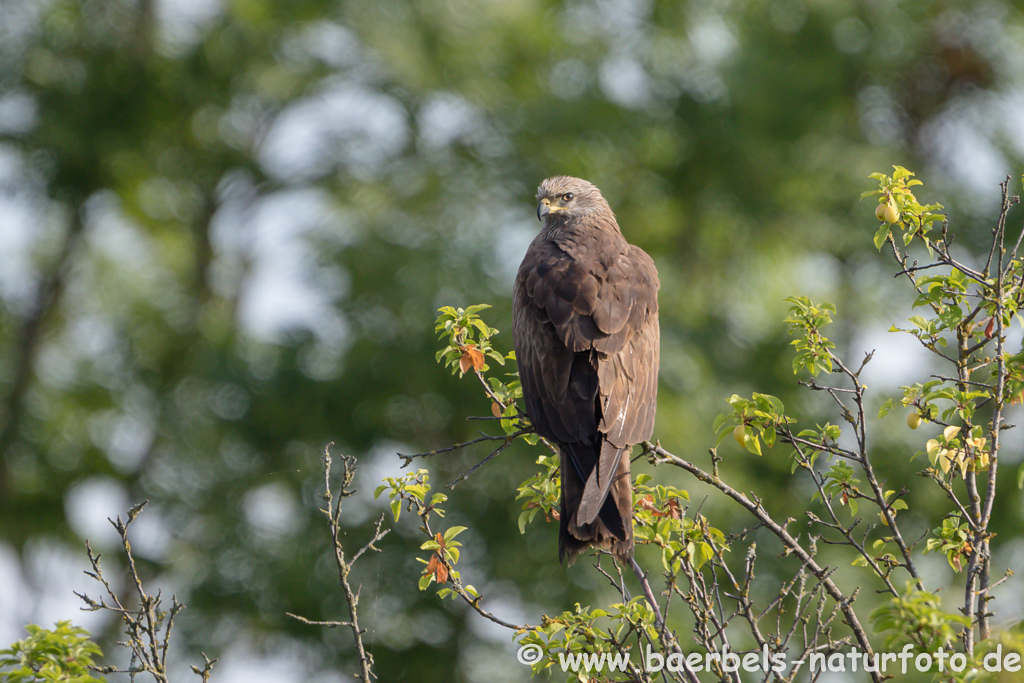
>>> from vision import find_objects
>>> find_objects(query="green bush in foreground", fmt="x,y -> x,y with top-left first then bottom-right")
0,622 -> 103,683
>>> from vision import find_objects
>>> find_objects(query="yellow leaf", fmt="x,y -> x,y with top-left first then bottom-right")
955,450 -> 968,478
938,448 -> 951,473
977,450 -> 990,470
943,425 -> 961,441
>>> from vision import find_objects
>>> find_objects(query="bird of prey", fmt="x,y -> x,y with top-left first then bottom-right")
512,176 -> 660,564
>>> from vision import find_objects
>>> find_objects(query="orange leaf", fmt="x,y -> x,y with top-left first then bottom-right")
640,495 -> 682,519
491,401 -> 503,418
459,345 -> 485,374
985,316 -> 995,339
435,532 -> 446,550
424,554 -> 449,584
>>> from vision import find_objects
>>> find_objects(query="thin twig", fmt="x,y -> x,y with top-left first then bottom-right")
448,433 -> 524,488
645,443 -> 882,683
398,429 -> 526,467
76,501 -> 199,682
290,446 -> 391,682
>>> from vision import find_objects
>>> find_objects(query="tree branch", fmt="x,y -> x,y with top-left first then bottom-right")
644,442 -> 883,682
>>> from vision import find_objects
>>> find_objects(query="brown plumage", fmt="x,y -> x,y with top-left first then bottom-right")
512,176 -> 660,564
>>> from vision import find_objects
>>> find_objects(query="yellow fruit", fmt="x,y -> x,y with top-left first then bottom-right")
883,202 -> 900,224
733,424 -> 746,447
875,203 -> 886,221
907,412 -> 921,430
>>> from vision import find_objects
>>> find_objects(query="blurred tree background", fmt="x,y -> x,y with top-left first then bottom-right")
1,0 -> 1024,680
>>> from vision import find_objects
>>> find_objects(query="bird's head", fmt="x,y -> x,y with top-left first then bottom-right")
535,176 -> 613,223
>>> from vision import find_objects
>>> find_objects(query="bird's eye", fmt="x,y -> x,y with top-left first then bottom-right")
562,192 -> 574,201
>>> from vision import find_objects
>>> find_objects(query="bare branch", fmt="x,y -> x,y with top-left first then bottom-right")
644,442 -> 883,682
398,429 -> 527,468
301,445 -> 392,683
447,432 -> 524,488
77,501 -> 204,682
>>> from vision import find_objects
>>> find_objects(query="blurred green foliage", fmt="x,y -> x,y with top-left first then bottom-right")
0,622 -> 102,683
1,0 -> 1023,681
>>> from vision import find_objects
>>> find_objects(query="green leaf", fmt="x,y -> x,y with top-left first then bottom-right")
405,484 -> 428,500
874,224 -> 891,250
878,398 -> 894,418
470,318 -> 492,336
518,509 -> 539,534
891,165 -> 914,181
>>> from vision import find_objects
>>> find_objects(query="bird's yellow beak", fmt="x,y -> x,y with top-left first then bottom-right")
537,197 -> 563,221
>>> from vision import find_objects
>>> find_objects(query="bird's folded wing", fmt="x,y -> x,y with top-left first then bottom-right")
598,248 -> 660,447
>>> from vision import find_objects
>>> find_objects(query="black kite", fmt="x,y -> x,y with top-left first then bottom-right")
512,176 -> 660,564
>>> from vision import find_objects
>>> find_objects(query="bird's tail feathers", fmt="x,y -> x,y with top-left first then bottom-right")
559,441 -> 633,565
576,440 -> 625,526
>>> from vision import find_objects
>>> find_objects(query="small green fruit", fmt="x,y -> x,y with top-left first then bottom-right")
734,424 -> 746,447
907,412 -> 921,430
875,203 -> 887,221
